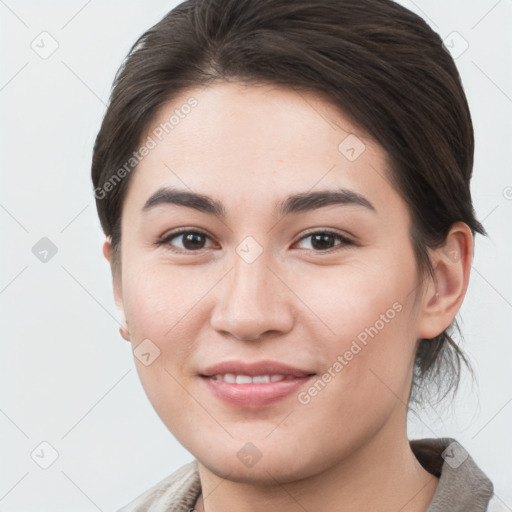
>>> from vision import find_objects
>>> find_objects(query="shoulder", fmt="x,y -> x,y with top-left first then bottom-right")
410,437 -> 494,512
116,459 -> 201,512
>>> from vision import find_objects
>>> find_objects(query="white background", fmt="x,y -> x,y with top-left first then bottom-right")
1,0 -> 511,510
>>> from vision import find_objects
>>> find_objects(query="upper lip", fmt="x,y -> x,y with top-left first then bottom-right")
200,360 -> 316,378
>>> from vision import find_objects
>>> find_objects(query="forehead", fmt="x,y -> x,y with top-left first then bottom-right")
125,81 -> 397,216
144,81 -> 372,158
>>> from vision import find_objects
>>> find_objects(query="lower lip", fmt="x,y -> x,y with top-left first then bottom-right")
200,375 -> 315,408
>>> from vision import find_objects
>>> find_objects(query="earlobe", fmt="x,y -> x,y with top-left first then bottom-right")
417,222 -> 473,340
102,237 -> 131,342
114,284 -> 131,342
118,313 -> 131,342
103,237 -> 112,263
115,291 -> 131,342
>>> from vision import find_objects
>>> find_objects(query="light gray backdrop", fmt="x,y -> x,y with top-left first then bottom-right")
1,0 -> 511,510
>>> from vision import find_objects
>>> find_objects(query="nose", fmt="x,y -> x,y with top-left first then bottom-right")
209,247 -> 295,341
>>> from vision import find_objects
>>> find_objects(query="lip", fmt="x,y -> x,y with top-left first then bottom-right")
199,359 -> 316,408
200,359 -> 314,378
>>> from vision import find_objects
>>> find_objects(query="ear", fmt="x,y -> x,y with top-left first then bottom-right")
103,238 -> 131,342
417,222 -> 474,339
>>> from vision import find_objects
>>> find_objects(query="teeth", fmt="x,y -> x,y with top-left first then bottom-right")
252,375 -> 270,383
211,374 -> 287,384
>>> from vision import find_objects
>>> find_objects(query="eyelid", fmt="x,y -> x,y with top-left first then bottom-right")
157,227 -> 354,254
293,229 -> 354,251
157,228 -> 216,252
297,227 -> 353,241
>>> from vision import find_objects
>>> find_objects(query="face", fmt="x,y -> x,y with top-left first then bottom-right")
110,82 -> 430,483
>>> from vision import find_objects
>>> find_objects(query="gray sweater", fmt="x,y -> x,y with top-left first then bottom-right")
117,437 -> 495,511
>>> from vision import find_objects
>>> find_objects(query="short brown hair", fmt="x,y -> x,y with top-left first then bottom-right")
91,0 -> 486,406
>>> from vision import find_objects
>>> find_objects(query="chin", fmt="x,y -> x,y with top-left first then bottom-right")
194,438 -> 330,485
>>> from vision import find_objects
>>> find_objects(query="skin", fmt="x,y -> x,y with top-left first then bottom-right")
103,82 -> 473,511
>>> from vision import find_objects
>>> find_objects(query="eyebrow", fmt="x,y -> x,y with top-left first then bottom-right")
142,186 -> 376,218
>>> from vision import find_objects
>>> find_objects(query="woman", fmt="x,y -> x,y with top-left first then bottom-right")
91,0 -> 496,510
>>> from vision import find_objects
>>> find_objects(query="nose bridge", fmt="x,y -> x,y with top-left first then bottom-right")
210,240 -> 294,340
231,246 -> 271,307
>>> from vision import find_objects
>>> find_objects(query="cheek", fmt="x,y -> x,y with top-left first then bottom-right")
120,262 -> 209,408
295,299 -> 416,449
122,259 -> 208,336
297,259 -> 410,343
298,256 -> 419,401
120,262 -> 204,429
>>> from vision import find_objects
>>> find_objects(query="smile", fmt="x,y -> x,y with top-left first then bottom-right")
210,373 -> 294,383
201,374 -> 315,408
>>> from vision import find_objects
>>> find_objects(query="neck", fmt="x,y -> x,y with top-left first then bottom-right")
194,412 -> 438,512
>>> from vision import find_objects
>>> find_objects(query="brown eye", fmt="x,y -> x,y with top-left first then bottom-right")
296,231 -> 352,252
158,230 -> 214,252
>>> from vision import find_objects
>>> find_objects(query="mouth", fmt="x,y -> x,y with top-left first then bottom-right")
206,373 -> 310,383
199,360 -> 316,408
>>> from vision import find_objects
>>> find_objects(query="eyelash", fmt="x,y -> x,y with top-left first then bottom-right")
155,228 -> 354,254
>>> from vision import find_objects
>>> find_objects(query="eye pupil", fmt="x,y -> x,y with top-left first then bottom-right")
163,230 -> 347,253
311,233 -> 336,250
183,232 -> 205,250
